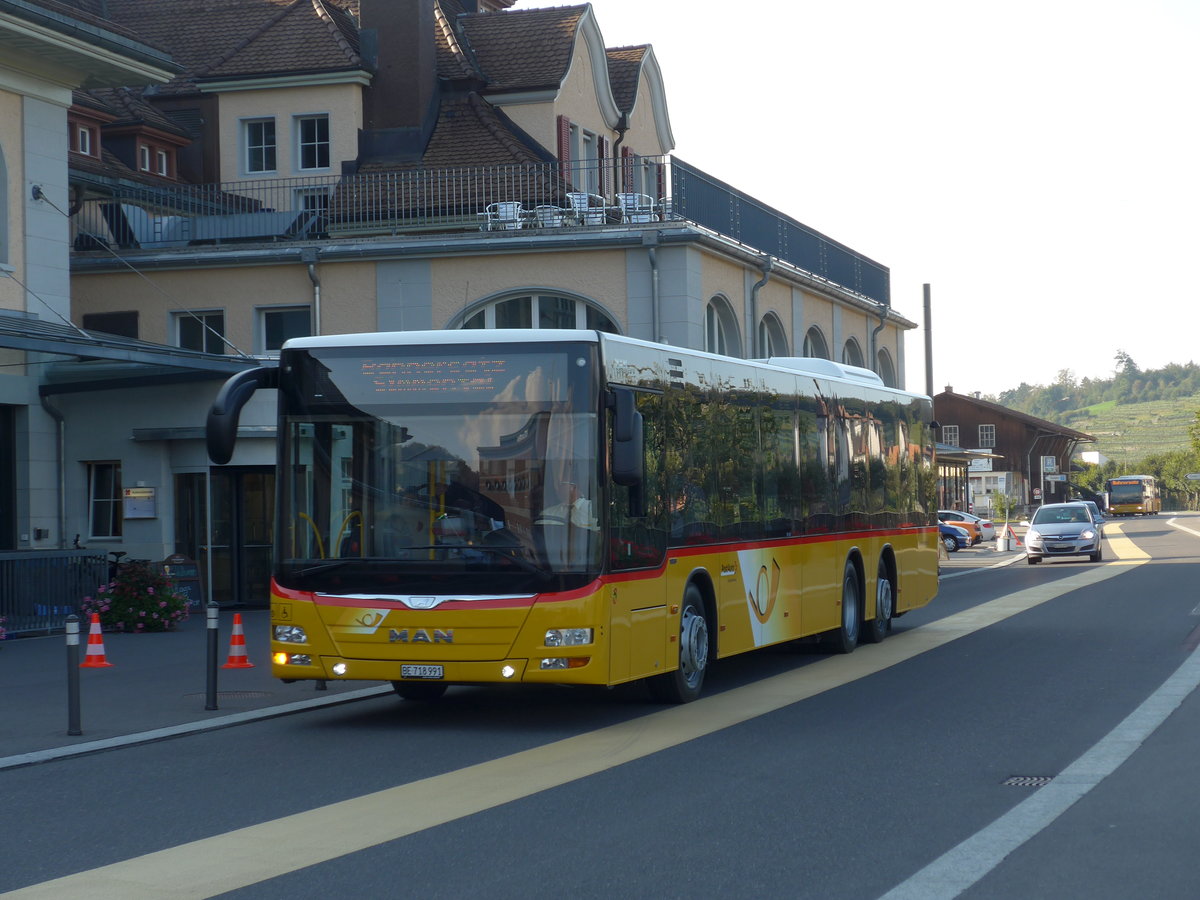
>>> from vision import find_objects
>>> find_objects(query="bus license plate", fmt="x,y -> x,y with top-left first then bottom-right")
401,664 -> 443,679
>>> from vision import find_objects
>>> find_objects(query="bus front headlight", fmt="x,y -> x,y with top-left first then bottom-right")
544,628 -> 593,647
274,625 -> 307,643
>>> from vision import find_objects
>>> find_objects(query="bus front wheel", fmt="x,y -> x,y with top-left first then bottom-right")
649,584 -> 709,703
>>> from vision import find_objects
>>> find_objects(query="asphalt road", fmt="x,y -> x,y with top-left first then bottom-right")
4,514 -> 1199,899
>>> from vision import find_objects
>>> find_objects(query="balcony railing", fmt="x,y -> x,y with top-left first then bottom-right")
71,156 -> 889,307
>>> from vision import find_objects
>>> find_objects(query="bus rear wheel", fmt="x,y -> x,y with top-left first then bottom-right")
391,681 -> 448,702
864,558 -> 892,644
649,584 -> 709,703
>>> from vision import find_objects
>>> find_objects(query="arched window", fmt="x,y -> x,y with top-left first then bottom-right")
876,348 -> 897,387
841,338 -> 864,368
459,293 -> 619,333
757,313 -> 788,358
705,296 -> 741,357
802,326 -> 829,359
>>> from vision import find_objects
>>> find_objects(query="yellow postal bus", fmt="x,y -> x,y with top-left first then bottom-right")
207,330 -> 939,703
1106,475 -> 1160,516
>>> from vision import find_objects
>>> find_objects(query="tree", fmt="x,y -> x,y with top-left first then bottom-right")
1114,350 -> 1139,376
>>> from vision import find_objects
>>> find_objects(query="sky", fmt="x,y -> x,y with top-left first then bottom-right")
517,0 -> 1200,397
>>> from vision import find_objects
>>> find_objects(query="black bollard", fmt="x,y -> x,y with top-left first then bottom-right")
205,601 -> 220,710
65,615 -> 81,735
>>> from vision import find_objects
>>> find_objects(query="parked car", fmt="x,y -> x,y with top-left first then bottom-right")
1025,502 -> 1103,564
938,509 -> 996,542
940,513 -> 979,542
939,521 -> 970,552
1071,499 -> 1106,531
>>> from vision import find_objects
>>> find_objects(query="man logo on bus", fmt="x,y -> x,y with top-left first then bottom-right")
389,628 -> 454,644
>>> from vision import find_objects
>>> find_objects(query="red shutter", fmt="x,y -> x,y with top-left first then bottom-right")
557,115 -> 572,187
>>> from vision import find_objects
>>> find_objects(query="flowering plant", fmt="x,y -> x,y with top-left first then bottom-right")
80,560 -> 190,632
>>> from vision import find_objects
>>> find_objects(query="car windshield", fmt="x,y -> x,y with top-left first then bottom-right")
1032,506 -> 1091,525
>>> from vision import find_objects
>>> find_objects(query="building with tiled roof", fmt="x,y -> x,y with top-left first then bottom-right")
0,0 -> 924,606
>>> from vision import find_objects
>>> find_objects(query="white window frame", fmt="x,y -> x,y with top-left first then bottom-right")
155,149 -> 169,176
77,126 -> 91,155
942,425 -> 960,446
295,114 -> 331,171
244,117 -> 277,174
979,424 -> 996,448
459,294 -> 618,333
138,144 -> 151,172
87,461 -> 123,539
258,305 -> 312,354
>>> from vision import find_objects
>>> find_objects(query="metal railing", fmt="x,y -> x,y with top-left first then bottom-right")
70,155 -> 889,307
0,550 -> 110,637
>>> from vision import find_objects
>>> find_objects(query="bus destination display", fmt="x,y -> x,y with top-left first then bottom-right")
362,358 -> 511,396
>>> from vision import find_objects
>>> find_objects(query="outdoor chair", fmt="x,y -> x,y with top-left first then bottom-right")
615,192 -> 658,223
482,201 -> 525,231
566,192 -> 608,225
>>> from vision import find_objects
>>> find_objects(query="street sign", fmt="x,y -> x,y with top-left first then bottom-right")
1046,474 -> 1067,482
1187,473 -> 1200,481
1041,455 -> 1057,474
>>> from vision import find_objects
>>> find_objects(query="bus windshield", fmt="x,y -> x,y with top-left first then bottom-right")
277,343 -> 601,593
1108,482 -> 1142,504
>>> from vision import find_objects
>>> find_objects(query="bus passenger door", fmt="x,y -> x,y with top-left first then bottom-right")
607,387 -> 667,682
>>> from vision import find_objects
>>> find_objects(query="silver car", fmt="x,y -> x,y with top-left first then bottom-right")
1025,502 -> 1103,564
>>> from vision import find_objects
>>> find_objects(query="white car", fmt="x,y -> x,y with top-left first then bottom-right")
938,510 -> 996,542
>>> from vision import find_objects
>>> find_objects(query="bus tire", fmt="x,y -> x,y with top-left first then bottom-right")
649,584 -> 709,703
391,681 -> 448,702
828,559 -> 861,654
864,558 -> 893,644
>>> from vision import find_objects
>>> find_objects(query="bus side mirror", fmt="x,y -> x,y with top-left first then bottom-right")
612,388 -> 644,488
206,366 -> 278,465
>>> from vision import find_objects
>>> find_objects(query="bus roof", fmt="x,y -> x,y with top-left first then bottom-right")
281,330 -> 929,401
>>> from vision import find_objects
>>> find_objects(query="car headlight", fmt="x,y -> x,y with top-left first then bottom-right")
1080,529 -> 1096,540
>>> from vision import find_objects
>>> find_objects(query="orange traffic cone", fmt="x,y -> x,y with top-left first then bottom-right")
1008,524 -> 1023,547
222,613 -> 255,668
80,612 -> 114,668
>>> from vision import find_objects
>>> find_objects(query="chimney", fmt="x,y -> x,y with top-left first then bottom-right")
357,0 -> 439,161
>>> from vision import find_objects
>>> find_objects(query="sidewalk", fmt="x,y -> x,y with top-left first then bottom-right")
940,525 -> 1027,575
0,608 -> 390,768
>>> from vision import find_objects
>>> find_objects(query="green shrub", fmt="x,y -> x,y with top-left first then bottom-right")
80,560 -> 189,632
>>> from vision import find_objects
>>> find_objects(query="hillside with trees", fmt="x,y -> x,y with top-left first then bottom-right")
985,352 -> 1200,509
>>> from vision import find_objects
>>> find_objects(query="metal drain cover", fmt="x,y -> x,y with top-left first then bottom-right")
1002,775 -> 1054,787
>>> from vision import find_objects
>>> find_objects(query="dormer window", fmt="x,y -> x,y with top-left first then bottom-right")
138,144 -> 151,172
156,150 -> 169,176
76,126 -> 92,156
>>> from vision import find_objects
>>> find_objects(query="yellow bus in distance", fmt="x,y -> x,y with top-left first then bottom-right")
1106,475 -> 1160,516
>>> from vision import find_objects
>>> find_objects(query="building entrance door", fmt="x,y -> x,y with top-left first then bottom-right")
175,468 -> 273,607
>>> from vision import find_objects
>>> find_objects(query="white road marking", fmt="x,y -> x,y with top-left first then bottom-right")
8,533 -> 1160,899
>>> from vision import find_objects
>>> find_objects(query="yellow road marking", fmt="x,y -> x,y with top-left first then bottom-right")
10,542 -> 1152,898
